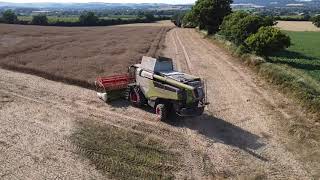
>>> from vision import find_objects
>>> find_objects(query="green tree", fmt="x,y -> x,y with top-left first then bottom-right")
219,11 -> 276,45
245,26 -> 291,56
79,12 -> 99,26
312,15 -> 320,28
137,11 -> 145,19
32,14 -> 48,25
2,9 -> 17,24
144,12 -> 155,22
192,0 -> 233,34
303,14 -> 311,21
182,11 -> 197,28
171,12 -> 185,27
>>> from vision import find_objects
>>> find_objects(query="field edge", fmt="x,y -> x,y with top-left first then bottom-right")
202,31 -> 320,120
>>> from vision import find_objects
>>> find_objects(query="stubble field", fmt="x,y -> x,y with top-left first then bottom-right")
276,21 -> 320,32
1,21 -> 319,179
0,24 -> 170,88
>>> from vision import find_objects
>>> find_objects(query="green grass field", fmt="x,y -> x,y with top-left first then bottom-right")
278,15 -> 305,20
18,16 -> 79,23
262,31 -> 320,167
264,31 -> 320,117
210,29 -> 320,173
101,15 -> 139,20
18,15 -> 139,23
270,31 -> 320,82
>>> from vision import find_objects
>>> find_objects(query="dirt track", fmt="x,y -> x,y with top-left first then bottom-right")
162,28 -> 316,178
0,26 -> 317,179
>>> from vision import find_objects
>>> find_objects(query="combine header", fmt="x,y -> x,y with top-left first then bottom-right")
95,74 -> 134,102
95,56 -> 209,120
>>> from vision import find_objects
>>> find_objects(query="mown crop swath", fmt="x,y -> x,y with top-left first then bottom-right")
71,120 -> 180,179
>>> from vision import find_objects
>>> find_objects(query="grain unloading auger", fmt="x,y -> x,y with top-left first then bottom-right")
95,56 -> 209,120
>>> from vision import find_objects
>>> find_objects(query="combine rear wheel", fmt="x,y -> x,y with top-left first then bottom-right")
155,104 -> 168,121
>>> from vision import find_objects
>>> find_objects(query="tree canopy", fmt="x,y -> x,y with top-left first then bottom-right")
312,15 -> 320,28
32,14 -> 48,25
79,12 -> 99,26
245,26 -> 291,56
144,12 -> 155,22
219,11 -> 276,45
171,12 -> 185,27
1,9 -> 17,24
191,0 -> 233,34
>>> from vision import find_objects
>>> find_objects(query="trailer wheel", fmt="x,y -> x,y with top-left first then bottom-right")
129,87 -> 146,107
155,104 -> 168,121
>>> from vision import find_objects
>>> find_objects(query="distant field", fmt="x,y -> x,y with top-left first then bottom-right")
276,21 -> 320,32
18,16 -> 79,23
279,15 -> 303,19
18,15 -> 139,23
271,31 -> 320,82
278,15 -> 305,20
101,15 -> 139,20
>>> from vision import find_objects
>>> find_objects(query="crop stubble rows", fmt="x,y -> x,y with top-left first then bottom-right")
0,24 -> 170,89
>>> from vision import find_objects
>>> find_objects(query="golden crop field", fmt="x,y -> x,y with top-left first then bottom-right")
276,21 -> 320,32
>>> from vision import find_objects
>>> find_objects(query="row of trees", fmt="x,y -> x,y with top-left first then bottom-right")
0,10 -> 54,25
1,10 -> 17,24
78,11 -> 158,26
219,11 -> 291,56
0,10 -> 163,26
0,10 -> 57,25
273,14 -> 320,27
274,15 -> 312,21
172,0 -> 291,57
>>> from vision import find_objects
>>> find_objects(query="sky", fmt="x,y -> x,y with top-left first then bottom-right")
6,0 -> 196,4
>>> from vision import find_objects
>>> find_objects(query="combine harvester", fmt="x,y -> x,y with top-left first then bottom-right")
95,56 -> 209,120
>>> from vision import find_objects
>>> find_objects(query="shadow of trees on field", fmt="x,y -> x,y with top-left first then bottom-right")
167,113 -> 267,161
270,50 -> 320,71
272,50 -> 316,61
274,60 -> 320,71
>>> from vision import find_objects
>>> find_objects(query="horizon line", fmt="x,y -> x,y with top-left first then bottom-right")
0,1 -> 195,5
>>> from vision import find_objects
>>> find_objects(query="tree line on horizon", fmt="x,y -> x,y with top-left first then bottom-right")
0,10 -> 169,26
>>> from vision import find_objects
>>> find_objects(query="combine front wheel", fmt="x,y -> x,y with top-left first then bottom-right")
129,87 -> 145,107
155,104 -> 168,121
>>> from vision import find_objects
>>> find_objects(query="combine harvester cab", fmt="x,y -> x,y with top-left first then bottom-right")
95,56 -> 209,120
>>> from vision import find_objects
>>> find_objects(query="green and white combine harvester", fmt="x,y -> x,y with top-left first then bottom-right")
95,56 -> 209,120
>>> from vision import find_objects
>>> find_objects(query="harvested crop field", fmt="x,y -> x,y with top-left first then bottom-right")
0,23 -> 171,88
276,21 -> 320,32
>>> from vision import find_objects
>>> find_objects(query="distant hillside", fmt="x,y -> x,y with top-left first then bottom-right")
0,2 -> 192,10
233,0 -> 320,8
1,1 -> 320,11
